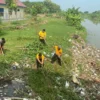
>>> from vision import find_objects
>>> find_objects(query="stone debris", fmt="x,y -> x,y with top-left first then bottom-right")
11,62 -> 20,69
0,78 -> 34,98
4,98 -> 11,100
51,52 -> 55,57
72,75 -> 80,85
71,37 -> 100,82
19,58 -> 32,68
33,96 -> 42,100
46,54 -> 50,58
65,81 -> 69,88
73,34 -> 79,39
23,98 -> 28,100
3,98 -> 35,100
70,36 -> 100,99
43,51 -> 46,55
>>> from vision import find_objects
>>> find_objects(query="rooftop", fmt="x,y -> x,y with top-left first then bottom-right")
0,0 -> 26,7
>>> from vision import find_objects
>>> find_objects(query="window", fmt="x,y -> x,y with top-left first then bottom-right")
0,8 -> 4,16
17,9 -> 20,11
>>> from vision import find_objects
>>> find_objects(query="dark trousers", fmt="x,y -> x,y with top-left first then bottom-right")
0,46 -> 4,54
51,53 -> 61,66
36,59 -> 44,69
39,39 -> 46,45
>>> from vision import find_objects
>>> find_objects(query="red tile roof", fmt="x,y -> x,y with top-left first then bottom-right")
16,0 -> 26,7
0,0 -> 5,4
0,0 -> 26,7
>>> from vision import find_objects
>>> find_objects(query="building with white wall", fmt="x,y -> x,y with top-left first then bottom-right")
0,0 -> 26,20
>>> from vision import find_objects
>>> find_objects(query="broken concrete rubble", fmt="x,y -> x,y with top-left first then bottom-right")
65,81 -> 69,88
71,37 -> 100,83
70,36 -> 100,99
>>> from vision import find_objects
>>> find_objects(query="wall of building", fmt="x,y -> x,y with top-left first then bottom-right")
16,7 -> 24,19
0,5 -> 25,20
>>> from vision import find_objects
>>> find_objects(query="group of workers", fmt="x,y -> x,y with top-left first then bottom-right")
37,29 -> 62,69
0,29 -> 62,69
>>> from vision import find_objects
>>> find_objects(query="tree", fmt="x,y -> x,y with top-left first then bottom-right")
6,0 -> 17,15
23,0 -> 61,15
66,7 -> 83,30
44,0 -> 61,13
84,11 -> 89,14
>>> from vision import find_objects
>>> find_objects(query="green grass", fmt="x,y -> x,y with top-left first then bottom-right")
0,17 -> 86,99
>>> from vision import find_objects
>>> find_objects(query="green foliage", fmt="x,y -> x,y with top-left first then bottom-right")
83,10 -> 100,24
84,11 -> 89,14
66,7 -> 83,30
11,21 -> 20,25
57,11 -> 66,17
46,13 -> 52,17
28,69 -> 82,100
30,7 -> 38,16
0,19 -> 8,36
0,18 -> 2,35
23,0 -> 61,15
6,0 -> 17,14
0,17 -> 86,99
0,17 -> 2,24
90,11 -> 100,24
44,0 -> 61,13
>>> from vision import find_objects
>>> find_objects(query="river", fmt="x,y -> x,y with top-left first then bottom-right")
82,19 -> 100,49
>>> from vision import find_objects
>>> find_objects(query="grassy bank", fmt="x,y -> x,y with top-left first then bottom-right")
0,17 -> 86,99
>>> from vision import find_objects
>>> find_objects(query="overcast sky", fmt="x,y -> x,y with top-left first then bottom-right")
21,0 -> 100,12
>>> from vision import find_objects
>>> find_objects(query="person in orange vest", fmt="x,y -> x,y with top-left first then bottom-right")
51,46 -> 62,66
36,53 -> 45,69
38,29 -> 46,45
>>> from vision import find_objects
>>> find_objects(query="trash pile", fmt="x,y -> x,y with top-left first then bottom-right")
0,78 -> 35,98
71,37 -> 100,82
64,79 -> 100,100
68,36 -> 100,99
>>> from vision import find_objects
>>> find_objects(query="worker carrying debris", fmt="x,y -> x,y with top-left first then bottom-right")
51,46 -> 62,66
38,29 -> 46,45
36,53 -> 45,69
0,38 -> 6,54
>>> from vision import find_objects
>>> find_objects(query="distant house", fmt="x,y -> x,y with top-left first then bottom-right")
0,0 -> 26,20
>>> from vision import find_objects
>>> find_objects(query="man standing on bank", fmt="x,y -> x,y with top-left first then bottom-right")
38,29 -> 46,45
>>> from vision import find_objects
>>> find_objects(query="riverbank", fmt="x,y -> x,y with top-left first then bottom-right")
0,17 -> 100,99
61,34 -> 100,100
71,36 -> 100,82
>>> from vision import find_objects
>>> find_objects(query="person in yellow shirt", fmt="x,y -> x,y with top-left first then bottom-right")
38,29 -> 46,45
51,46 -> 62,66
36,53 -> 45,69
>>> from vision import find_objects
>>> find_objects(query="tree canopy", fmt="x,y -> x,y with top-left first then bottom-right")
23,0 -> 61,15
66,7 -> 83,30
6,0 -> 17,14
